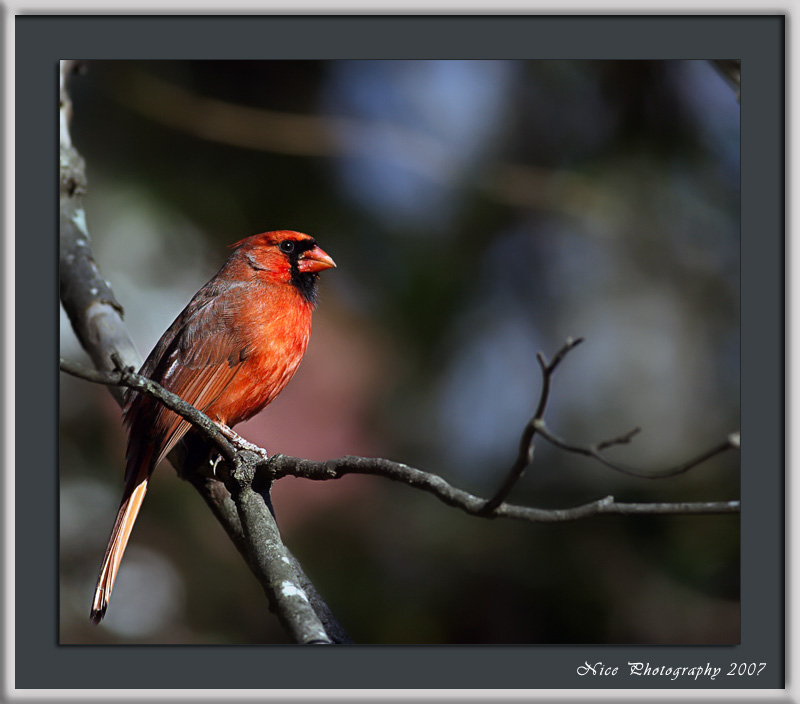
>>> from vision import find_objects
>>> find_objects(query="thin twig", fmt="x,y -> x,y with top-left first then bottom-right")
60,356 -> 237,465
595,427 -> 642,451
479,336 -> 739,512
533,420 -> 739,479
479,337 -> 583,515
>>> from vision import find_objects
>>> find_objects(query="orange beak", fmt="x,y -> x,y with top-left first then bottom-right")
297,245 -> 336,273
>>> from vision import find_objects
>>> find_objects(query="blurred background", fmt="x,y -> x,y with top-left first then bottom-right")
59,60 -> 740,645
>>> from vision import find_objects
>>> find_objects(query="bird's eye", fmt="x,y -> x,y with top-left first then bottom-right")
279,240 -> 296,254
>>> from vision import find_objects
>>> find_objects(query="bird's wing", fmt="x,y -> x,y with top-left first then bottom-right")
125,279 -> 253,474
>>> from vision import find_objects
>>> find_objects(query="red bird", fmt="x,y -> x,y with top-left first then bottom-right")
90,230 -> 335,624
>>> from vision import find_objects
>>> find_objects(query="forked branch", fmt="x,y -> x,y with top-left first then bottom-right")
478,338 -> 739,515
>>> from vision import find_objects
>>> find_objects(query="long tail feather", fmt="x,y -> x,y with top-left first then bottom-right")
89,471 -> 149,624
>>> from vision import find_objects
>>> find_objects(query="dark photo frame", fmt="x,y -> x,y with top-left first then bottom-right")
16,12 -> 784,699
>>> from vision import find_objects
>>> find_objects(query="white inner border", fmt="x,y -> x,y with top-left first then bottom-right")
7,3 -> 789,702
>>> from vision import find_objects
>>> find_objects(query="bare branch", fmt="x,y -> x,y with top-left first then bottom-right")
595,426 -> 642,451
533,419 -> 739,479
479,337 -> 583,515
60,354 -> 348,642
60,61 -> 140,403
61,359 -> 740,523
221,459 -> 334,644
60,356 -> 237,466
266,454 -> 739,522
477,335 -> 739,514
183,472 -> 351,644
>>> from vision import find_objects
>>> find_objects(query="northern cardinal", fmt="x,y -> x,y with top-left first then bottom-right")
90,230 -> 335,624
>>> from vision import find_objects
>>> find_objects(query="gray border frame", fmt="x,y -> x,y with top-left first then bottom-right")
24,14 -> 782,692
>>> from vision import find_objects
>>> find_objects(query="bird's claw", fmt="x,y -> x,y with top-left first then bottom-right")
210,454 -> 223,477
217,423 -> 270,461
199,453 -> 225,479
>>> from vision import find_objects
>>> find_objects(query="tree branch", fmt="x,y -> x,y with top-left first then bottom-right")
59,358 -> 351,643
221,457 -> 334,644
265,454 -> 739,522
60,355 -> 237,467
61,358 -> 741,524
61,361 -> 349,643
182,471 -> 351,644
477,337 -> 739,514
533,421 -> 739,479
60,60 -> 140,404
479,336 -> 583,515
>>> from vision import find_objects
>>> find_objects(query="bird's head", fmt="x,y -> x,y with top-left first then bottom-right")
231,230 -> 336,304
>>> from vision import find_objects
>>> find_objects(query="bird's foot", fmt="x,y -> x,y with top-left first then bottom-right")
216,423 -> 270,461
